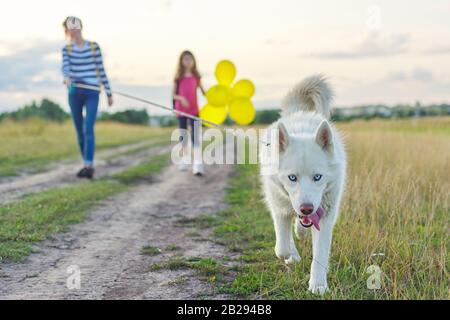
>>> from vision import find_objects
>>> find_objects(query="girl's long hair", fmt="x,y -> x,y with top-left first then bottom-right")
174,50 -> 201,82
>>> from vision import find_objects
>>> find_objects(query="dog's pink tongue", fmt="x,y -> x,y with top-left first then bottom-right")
304,207 -> 325,231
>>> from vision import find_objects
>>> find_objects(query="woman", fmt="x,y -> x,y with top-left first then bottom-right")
61,16 -> 113,179
172,50 -> 206,176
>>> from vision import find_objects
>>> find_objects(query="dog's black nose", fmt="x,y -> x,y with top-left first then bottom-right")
300,203 -> 314,215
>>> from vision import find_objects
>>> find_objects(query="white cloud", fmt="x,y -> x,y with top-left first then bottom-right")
0,40 -> 61,91
305,33 -> 410,59
411,68 -> 433,82
423,47 -> 450,55
386,68 -> 434,83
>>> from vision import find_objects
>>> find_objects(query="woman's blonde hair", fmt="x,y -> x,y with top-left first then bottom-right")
62,16 -> 83,36
174,50 -> 201,82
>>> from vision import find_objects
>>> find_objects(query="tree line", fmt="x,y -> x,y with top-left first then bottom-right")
1,98 -> 449,126
0,99 -> 149,125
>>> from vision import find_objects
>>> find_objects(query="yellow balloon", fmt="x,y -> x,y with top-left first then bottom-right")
215,60 -> 236,86
206,85 -> 229,107
199,104 -> 227,126
229,98 -> 256,125
231,79 -> 255,98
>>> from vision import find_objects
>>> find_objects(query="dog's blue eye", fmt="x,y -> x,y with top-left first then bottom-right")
313,174 -> 322,182
288,174 -> 297,182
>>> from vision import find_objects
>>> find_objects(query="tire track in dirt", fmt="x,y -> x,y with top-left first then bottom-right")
0,144 -> 237,299
0,139 -> 172,204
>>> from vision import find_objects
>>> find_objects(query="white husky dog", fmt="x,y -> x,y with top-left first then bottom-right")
260,75 -> 346,295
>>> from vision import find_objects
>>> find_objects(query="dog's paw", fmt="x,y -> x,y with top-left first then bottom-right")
284,254 -> 301,264
275,245 -> 291,260
308,282 -> 329,295
275,245 -> 301,263
285,247 -> 301,264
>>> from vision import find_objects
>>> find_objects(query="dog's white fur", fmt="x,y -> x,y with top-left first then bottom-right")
260,75 -> 346,295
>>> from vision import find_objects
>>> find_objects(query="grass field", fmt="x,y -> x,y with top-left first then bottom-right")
0,118 -> 170,176
181,117 -> 449,299
338,116 -> 450,135
0,116 -> 448,299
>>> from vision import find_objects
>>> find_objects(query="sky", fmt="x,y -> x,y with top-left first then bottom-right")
1,0 -> 450,114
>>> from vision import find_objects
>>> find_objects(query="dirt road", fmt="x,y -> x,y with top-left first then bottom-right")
0,140 -> 170,204
0,143 -> 236,299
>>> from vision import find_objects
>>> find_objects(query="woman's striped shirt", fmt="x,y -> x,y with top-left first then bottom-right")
62,41 -> 112,96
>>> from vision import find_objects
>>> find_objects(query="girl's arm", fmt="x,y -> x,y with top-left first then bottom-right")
173,81 -> 189,107
172,81 -> 185,101
62,46 -> 71,86
94,43 -> 113,107
198,79 -> 206,96
94,43 -> 112,97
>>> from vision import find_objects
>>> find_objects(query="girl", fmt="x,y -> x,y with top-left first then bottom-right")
173,50 -> 206,176
61,16 -> 113,179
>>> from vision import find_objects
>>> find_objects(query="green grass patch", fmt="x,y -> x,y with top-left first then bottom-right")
112,153 -> 171,184
184,231 -> 202,238
141,246 -> 162,256
174,215 -> 220,229
147,256 -> 227,283
140,244 -> 180,256
104,138 -> 170,161
165,244 -> 180,251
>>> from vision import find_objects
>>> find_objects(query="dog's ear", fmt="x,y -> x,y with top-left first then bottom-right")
315,120 -> 333,154
278,122 -> 289,152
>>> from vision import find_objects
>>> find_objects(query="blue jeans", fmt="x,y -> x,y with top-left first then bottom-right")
178,116 -> 200,147
68,88 -> 99,166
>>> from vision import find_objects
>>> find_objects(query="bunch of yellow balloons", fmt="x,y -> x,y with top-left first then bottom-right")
200,60 -> 256,126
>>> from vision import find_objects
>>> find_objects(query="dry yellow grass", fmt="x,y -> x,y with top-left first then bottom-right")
337,116 -> 450,135
334,119 -> 449,298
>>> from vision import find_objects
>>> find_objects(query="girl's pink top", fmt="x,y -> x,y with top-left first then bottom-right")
175,75 -> 199,117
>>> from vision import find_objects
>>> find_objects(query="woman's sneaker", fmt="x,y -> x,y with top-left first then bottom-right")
76,167 -> 95,179
192,162 -> 204,176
